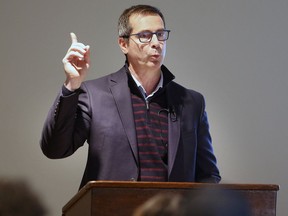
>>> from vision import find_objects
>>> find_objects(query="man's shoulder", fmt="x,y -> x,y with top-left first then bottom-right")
168,82 -> 205,110
168,81 -> 204,99
83,66 -> 127,88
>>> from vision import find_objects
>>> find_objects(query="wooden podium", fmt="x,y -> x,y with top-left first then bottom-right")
62,181 -> 279,216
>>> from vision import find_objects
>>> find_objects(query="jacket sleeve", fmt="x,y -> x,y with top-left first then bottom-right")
40,85 -> 91,159
195,94 -> 221,183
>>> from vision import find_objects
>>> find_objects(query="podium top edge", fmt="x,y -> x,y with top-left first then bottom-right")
82,181 -> 280,191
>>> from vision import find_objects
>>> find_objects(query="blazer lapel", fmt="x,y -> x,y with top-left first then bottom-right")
167,104 -> 182,175
166,86 -> 183,176
109,69 -> 139,164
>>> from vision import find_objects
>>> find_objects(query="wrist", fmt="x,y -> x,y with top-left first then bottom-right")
64,78 -> 81,91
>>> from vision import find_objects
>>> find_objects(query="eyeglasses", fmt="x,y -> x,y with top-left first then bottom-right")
122,30 -> 170,43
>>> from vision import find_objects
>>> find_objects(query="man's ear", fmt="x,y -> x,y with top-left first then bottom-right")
118,37 -> 128,54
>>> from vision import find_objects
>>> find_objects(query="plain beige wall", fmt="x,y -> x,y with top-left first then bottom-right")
1,0 -> 287,215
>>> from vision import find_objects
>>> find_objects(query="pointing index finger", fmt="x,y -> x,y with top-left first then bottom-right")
70,32 -> 78,44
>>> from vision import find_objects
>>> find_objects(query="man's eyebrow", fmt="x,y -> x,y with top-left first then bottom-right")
138,28 -> 165,33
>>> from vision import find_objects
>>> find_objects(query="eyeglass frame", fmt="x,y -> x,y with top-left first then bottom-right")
121,29 -> 171,43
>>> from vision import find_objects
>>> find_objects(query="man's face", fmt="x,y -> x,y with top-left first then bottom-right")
120,14 -> 167,72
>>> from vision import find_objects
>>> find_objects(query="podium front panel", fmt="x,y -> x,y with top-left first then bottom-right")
63,181 -> 279,216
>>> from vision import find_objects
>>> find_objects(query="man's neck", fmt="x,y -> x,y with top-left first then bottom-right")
128,64 -> 161,95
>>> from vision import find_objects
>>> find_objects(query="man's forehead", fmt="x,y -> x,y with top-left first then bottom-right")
129,14 -> 164,30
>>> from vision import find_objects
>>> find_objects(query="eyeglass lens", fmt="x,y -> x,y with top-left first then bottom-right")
139,30 -> 169,42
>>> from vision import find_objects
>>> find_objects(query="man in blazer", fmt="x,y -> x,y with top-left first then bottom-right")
41,5 -> 221,189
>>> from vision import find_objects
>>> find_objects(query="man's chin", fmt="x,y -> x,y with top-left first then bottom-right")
148,59 -> 162,68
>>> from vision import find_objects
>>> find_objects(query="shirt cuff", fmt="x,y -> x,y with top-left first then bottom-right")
62,85 -> 77,96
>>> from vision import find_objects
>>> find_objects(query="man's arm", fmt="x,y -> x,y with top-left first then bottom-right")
40,33 -> 91,158
195,95 -> 221,183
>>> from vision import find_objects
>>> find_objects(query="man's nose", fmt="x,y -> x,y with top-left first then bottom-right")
150,34 -> 160,46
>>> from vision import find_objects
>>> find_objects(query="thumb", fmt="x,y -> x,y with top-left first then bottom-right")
70,32 -> 78,44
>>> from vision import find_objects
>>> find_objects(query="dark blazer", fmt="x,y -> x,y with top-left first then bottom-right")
41,65 -> 221,189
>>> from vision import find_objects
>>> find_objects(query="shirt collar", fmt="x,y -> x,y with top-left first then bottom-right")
130,72 -> 163,100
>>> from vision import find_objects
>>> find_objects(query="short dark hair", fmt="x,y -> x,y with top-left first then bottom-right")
118,5 -> 166,37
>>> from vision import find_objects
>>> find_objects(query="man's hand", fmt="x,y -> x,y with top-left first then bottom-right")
62,32 -> 90,91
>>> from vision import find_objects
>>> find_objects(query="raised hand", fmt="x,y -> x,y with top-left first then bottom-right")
62,32 -> 90,91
